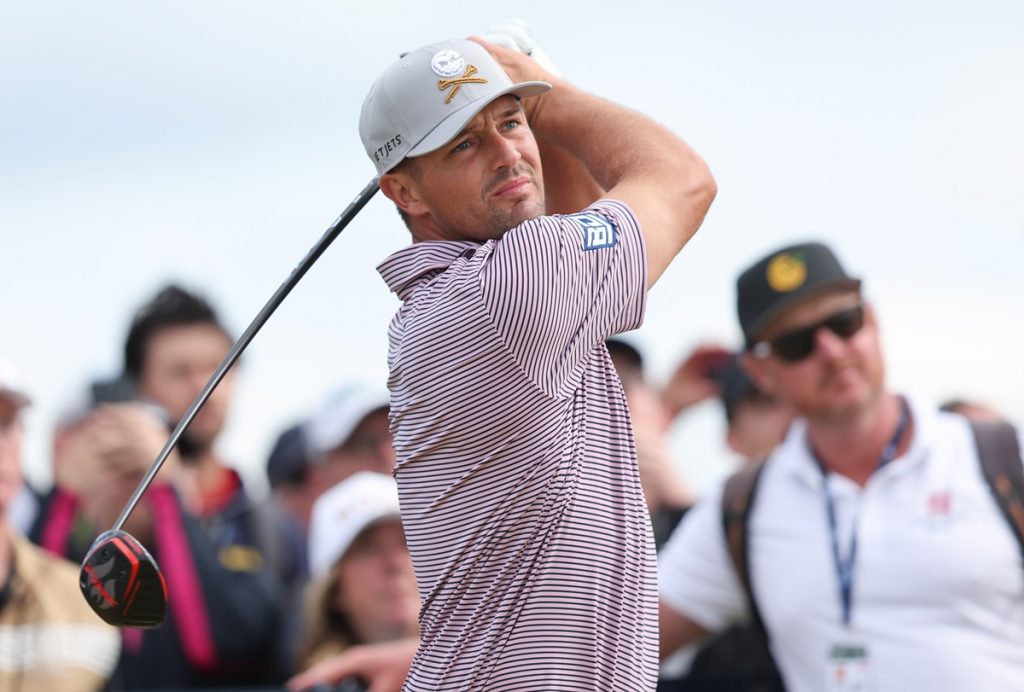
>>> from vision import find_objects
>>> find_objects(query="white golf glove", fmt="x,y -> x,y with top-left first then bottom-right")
480,19 -> 563,77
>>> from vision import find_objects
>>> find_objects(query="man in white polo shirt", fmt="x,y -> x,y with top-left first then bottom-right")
356,33 -> 714,690
659,242 -> 1024,692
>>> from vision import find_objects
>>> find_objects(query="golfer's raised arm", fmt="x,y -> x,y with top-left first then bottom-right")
479,38 -> 716,288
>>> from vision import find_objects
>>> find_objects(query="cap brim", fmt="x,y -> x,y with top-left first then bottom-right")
311,511 -> 403,577
307,397 -> 389,460
406,81 -> 551,159
746,278 -> 862,346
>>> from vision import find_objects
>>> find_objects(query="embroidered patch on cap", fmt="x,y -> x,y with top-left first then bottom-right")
431,49 -> 466,77
572,212 -> 616,251
766,252 -> 807,292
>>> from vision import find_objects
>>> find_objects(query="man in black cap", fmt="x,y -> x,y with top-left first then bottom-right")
658,241 -> 1024,691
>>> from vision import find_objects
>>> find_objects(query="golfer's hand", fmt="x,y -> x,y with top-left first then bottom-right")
469,36 -> 560,123
287,637 -> 418,692
479,19 -> 563,77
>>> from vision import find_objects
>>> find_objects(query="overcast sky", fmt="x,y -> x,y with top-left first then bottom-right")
3,0 -> 1022,493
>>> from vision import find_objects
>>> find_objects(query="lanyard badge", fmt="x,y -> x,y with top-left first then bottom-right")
826,643 -> 872,692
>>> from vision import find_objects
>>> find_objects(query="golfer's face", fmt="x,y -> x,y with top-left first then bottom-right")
411,96 -> 545,241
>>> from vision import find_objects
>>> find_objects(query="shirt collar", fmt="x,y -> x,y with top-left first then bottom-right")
377,240 -> 482,300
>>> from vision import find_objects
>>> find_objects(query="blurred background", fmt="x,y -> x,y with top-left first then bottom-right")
3,0 -> 1021,495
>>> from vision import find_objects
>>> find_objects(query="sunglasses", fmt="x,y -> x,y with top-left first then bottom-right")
751,305 -> 865,363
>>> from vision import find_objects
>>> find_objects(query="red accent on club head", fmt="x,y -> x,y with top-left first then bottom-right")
81,562 -> 118,607
109,535 -> 141,600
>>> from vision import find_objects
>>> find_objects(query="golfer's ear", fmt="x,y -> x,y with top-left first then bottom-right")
380,170 -> 427,217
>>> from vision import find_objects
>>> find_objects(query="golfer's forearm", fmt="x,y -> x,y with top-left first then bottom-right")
530,79 -> 715,286
536,137 -> 605,214
531,78 -> 710,202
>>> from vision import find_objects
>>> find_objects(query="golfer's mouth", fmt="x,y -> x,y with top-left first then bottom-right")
492,176 -> 532,198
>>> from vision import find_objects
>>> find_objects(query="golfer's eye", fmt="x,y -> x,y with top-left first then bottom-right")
452,138 -> 472,153
503,118 -> 521,130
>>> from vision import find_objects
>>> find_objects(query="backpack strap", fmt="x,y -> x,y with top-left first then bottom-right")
721,460 -> 769,638
971,420 -> 1024,559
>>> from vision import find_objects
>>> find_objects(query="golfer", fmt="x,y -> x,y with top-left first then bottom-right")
361,35 -> 715,690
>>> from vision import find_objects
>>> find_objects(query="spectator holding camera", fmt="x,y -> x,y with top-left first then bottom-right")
30,285 -> 290,687
0,357 -> 120,691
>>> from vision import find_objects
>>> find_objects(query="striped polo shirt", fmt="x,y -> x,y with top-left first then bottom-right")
378,199 -> 657,691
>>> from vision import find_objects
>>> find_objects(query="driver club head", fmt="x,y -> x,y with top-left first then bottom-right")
79,529 -> 168,628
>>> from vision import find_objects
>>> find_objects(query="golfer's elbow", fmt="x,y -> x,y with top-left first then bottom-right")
678,149 -> 717,227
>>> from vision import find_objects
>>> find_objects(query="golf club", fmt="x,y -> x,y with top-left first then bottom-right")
79,177 -> 380,628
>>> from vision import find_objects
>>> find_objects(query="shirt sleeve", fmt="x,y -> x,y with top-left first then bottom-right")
479,199 -> 648,397
659,483 -> 749,633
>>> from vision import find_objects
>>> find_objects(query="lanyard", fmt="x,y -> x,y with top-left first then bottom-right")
813,399 -> 910,626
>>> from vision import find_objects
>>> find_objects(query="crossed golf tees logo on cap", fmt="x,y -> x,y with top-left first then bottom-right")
431,49 -> 488,104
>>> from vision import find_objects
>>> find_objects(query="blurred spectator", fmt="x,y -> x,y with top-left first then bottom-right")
266,422 -> 311,529
121,285 -> 241,519
715,354 -> 793,461
661,344 -> 733,421
0,357 -> 120,691
297,471 -> 419,673
605,338 -> 645,388
30,284 -> 293,687
606,339 -> 695,549
34,394 -> 284,688
660,241 -> 1024,691
660,350 -> 792,691
123,283 -> 304,680
265,385 -> 392,535
606,339 -> 792,554
302,385 -> 394,521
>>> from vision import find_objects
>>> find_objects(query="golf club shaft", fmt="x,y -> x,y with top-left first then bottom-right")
113,177 -> 380,531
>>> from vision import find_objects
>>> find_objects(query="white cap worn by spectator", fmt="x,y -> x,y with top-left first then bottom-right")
307,471 -> 402,578
304,384 -> 390,460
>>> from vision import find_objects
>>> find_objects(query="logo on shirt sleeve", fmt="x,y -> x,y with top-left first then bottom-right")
572,212 -> 617,251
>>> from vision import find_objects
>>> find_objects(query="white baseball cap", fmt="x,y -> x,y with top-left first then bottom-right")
308,471 -> 403,578
0,357 -> 31,410
304,384 -> 390,460
359,38 -> 551,175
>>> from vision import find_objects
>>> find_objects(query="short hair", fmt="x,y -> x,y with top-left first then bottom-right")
123,284 -> 232,379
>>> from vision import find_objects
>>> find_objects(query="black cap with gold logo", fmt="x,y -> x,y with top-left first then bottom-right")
736,242 -> 861,347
